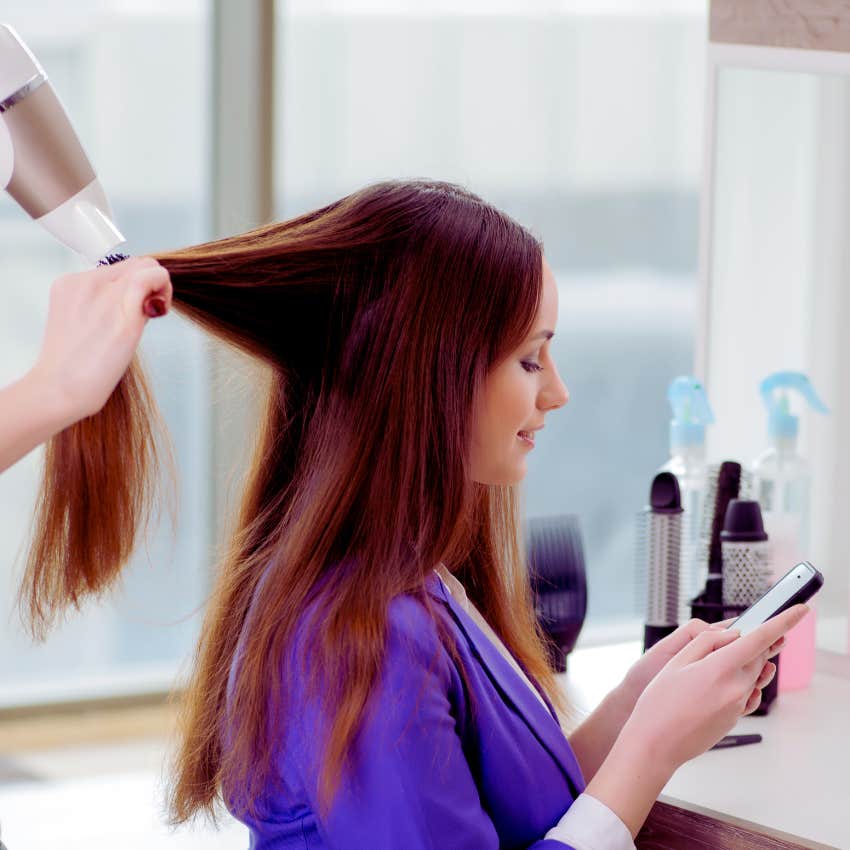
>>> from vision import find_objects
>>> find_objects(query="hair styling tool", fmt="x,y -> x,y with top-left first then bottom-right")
639,472 -> 683,651
720,499 -> 771,608
0,23 -> 127,265
699,461 -> 742,610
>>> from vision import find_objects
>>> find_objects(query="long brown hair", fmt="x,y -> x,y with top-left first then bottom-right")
20,179 -> 572,825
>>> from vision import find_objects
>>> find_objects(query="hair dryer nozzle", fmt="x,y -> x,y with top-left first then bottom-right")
0,23 -> 125,264
38,180 -> 126,264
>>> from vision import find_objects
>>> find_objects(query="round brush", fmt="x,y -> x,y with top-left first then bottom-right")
642,471 -> 683,651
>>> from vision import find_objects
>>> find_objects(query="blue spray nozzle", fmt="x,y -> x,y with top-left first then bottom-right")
759,371 -> 829,440
667,376 -> 715,449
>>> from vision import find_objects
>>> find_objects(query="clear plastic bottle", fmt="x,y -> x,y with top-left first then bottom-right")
754,437 -> 811,535
658,376 -> 715,623
752,372 -> 828,691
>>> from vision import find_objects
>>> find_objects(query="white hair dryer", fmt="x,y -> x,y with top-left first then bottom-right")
0,23 -> 126,265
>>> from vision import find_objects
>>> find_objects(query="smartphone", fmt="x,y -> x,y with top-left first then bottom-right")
725,561 -> 824,637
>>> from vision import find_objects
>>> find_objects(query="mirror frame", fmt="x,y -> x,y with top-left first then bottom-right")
699,1 -> 850,676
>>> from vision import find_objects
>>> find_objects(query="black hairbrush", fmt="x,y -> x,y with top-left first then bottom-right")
703,460 -> 742,606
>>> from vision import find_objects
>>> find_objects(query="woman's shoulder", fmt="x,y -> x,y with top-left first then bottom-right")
385,585 -> 449,660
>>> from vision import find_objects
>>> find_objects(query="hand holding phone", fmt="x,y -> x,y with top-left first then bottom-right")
726,561 -> 824,637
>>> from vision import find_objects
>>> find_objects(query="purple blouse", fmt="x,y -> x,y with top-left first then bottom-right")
223,569 -> 631,849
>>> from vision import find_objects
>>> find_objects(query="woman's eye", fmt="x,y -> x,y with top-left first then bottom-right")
521,360 -> 543,373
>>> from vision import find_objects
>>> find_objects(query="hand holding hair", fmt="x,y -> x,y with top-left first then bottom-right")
0,256 -> 172,473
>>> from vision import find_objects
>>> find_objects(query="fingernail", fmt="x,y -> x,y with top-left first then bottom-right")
144,297 -> 167,318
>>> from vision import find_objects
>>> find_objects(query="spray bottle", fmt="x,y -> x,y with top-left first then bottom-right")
658,376 -> 715,622
753,371 -> 829,690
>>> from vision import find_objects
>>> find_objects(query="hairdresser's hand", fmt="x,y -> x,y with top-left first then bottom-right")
620,604 -> 808,771
29,256 -> 172,423
616,616 -> 786,713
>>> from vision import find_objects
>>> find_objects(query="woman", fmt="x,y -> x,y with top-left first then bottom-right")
20,180 -> 801,848
0,256 -> 171,474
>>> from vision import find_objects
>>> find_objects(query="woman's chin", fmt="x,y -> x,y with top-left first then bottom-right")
471,460 -> 528,486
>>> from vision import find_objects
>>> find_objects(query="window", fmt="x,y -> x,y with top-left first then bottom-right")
0,1 -> 212,705
274,0 -> 706,632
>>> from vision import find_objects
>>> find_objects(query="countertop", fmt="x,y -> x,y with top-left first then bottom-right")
558,641 -> 850,850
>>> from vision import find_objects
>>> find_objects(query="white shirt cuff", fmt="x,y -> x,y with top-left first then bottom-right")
544,793 -> 636,850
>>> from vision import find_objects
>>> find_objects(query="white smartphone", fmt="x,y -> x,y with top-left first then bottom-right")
725,561 -> 824,637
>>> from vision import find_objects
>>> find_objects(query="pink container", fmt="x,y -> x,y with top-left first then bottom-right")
762,512 -> 816,691
778,605 -> 816,691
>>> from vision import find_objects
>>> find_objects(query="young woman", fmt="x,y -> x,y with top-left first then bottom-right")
0,257 -> 171,474
20,180 -> 802,848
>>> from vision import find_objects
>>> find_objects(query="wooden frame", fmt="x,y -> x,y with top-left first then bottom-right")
711,0 -> 850,53
637,800 -> 837,849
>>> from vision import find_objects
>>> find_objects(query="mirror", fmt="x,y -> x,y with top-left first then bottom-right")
703,65 -> 850,656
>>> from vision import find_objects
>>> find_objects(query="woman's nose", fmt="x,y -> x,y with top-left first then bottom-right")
542,371 -> 569,411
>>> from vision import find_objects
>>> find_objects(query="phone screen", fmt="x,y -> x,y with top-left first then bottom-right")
727,561 -> 823,637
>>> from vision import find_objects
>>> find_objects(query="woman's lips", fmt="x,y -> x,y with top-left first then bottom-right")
517,430 -> 535,446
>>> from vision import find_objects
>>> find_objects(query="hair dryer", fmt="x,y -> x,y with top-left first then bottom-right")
0,23 -> 126,265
